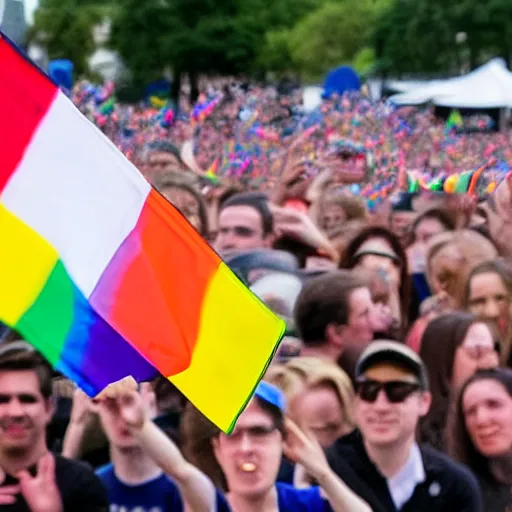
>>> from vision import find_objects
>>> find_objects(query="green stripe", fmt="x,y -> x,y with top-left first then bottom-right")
16,261 -> 74,366
454,172 -> 472,194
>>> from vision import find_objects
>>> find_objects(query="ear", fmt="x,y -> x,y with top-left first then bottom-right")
325,323 -> 345,348
418,391 -> 432,417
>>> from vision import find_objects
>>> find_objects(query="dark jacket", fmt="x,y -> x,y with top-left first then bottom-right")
326,430 -> 483,512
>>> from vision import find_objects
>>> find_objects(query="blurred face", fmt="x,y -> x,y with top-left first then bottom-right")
0,371 -> 53,453
467,272 -> 510,332
452,323 -> 499,390
428,243 -> 464,303
356,238 -> 401,288
344,287 -> 375,345
355,364 -> 430,448
321,204 -> 346,236
148,151 -> 183,173
414,217 -> 447,245
390,211 -> 416,242
215,205 -> 270,254
161,186 -> 202,232
291,385 -> 347,447
213,400 -> 282,499
463,379 -> 512,457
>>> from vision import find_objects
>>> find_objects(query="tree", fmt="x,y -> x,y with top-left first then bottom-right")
287,0 -> 375,79
30,0 -> 105,77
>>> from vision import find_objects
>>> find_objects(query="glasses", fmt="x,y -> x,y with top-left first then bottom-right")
223,425 -> 277,444
355,379 -> 422,404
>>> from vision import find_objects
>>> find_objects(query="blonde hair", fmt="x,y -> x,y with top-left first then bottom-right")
427,230 -> 498,308
266,357 -> 355,430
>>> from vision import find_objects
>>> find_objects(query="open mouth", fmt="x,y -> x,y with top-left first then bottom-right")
239,462 -> 257,473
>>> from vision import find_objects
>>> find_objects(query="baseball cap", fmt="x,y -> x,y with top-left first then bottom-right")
254,381 -> 286,413
355,340 -> 429,390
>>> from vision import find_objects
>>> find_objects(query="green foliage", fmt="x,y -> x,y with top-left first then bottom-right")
287,1 -> 375,79
31,0 -> 105,76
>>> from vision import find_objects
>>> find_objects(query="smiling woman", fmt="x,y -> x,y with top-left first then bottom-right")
448,368 -> 512,512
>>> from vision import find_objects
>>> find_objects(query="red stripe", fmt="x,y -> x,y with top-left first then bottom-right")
91,189 -> 221,377
0,37 -> 57,191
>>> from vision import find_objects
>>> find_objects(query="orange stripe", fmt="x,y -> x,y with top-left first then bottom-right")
92,189 -> 220,376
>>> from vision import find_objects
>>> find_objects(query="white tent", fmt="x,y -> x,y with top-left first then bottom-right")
390,59 -> 512,108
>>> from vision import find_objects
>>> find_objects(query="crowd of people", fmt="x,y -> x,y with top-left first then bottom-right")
1,78 -> 512,511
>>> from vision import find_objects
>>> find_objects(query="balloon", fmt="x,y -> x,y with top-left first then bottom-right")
444,174 -> 458,193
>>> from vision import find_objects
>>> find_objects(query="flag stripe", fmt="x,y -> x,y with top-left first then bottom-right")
91,189 -> 221,377
2,90 -> 151,299
170,262 -> 285,433
0,36 -> 57,192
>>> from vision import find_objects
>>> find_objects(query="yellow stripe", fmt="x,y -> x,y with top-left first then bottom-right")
170,262 -> 285,433
0,203 -> 58,325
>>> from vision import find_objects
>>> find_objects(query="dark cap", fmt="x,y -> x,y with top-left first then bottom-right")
355,340 -> 429,390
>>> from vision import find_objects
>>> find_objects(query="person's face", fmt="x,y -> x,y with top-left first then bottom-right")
467,272 -> 510,332
355,364 -> 431,448
344,287 -> 375,345
0,371 -> 53,453
321,204 -> 346,236
463,379 -> 512,457
356,238 -> 401,285
390,211 -> 416,241
148,151 -> 183,173
212,400 -> 282,499
161,186 -> 202,232
215,205 -> 270,254
452,323 -> 499,390
428,243 -> 464,301
291,385 -> 347,448
414,218 -> 447,245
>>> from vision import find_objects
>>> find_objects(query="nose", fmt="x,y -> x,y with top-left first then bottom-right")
6,398 -> 24,417
373,389 -> 391,410
483,300 -> 500,320
239,432 -> 255,453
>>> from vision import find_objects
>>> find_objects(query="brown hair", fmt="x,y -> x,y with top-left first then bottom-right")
0,347 -> 53,399
294,270 -> 368,346
447,368 -> 512,479
339,226 -> 410,334
418,312 -> 498,450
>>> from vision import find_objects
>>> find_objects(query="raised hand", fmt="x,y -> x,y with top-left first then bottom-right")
18,453 -> 63,512
282,419 -> 330,481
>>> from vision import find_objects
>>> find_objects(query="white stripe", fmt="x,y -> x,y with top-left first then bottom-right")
1,91 -> 151,297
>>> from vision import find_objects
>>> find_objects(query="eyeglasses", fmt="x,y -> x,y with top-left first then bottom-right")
355,379 -> 422,404
223,425 -> 278,444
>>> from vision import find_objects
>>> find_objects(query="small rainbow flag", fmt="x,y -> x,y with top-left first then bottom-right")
0,34 -> 284,432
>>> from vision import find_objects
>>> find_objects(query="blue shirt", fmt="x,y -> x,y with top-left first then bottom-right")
216,482 -> 330,512
96,463 -> 183,512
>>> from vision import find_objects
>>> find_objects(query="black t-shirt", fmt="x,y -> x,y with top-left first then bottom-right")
2,454 -> 108,511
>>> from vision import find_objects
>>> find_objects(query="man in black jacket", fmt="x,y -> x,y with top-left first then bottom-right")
327,340 -> 482,512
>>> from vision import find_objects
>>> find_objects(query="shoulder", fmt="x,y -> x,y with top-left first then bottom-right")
326,430 -> 365,472
54,455 -> 109,508
420,445 -> 482,501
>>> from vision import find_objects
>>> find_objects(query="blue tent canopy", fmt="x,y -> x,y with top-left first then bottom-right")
48,59 -> 74,92
323,66 -> 361,99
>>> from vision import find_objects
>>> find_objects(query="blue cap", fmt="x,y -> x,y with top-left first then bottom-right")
254,381 -> 286,413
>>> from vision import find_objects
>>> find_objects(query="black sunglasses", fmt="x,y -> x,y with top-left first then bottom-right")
355,379 -> 422,404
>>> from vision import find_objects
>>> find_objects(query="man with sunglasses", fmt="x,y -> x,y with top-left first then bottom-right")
326,341 -> 482,512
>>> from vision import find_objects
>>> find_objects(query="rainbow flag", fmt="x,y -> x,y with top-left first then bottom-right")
0,35 -> 284,432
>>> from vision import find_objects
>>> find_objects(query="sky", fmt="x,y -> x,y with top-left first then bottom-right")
25,0 -> 37,23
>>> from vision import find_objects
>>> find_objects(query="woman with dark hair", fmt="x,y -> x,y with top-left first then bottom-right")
339,226 -> 409,336
448,368 -> 512,511
464,260 -> 512,365
419,312 -> 500,450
